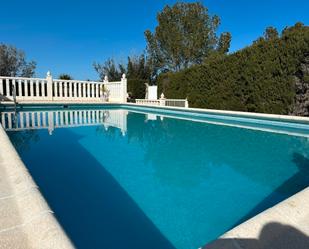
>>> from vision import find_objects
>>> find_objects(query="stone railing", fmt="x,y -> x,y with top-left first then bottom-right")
135,96 -> 189,108
0,72 -> 127,103
1,109 -> 128,136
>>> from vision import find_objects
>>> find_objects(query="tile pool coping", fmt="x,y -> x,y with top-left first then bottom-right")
1,101 -> 309,248
0,124 -> 74,248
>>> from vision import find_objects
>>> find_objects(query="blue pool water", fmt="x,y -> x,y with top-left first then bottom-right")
2,106 -> 309,249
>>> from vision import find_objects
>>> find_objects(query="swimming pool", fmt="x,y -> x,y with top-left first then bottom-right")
1,105 -> 309,249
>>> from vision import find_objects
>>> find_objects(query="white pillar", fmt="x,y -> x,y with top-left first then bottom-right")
121,74 -> 127,103
46,71 -> 53,101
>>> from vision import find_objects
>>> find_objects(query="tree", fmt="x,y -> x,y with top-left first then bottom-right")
145,2 -> 222,73
217,32 -> 232,54
264,27 -> 279,40
127,54 -> 151,99
58,74 -> 73,80
0,44 -> 36,77
93,58 -> 125,81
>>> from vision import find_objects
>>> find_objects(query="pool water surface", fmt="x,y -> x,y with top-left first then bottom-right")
2,106 -> 309,249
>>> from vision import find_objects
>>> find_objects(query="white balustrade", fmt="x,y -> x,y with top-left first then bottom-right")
0,71 -> 127,103
135,98 -> 189,108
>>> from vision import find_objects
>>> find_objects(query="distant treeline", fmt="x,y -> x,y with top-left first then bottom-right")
158,23 -> 309,115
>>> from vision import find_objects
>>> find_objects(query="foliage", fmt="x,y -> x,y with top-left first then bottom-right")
58,74 -> 73,80
145,2 -> 229,75
127,54 -> 151,99
157,23 -> 309,115
93,58 -> 126,81
0,44 -> 36,77
94,55 -> 151,99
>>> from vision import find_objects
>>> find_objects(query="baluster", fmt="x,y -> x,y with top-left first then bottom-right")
91,83 -> 94,98
73,82 -> 77,99
43,80 -> 47,97
36,80 -> 40,97
87,83 -> 90,98
12,79 -> 16,97
83,83 -> 86,99
69,82 -> 72,99
0,78 -> 3,95
18,79 -> 22,99
54,81 -> 58,97
6,79 -> 11,97
24,80 -> 28,99
78,83 -> 81,99
64,82 -> 67,98
30,80 -> 34,97
58,82 -> 62,97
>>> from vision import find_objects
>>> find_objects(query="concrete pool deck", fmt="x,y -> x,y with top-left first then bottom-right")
0,124 -> 73,248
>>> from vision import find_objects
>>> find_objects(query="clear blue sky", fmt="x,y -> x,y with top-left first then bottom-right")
1,0 -> 308,80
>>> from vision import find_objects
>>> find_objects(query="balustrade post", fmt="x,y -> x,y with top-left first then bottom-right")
46,71 -> 53,101
121,74 -> 127,103
159,93 -> 166,106
185,98 -> 189,108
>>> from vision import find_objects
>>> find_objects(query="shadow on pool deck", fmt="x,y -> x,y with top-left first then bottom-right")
17,129 -> 175,249
203,222 -> 309,249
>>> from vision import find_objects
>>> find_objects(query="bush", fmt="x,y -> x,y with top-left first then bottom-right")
157,23 -> 309,115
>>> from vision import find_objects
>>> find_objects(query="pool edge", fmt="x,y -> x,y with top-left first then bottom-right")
0,124 -> 74,249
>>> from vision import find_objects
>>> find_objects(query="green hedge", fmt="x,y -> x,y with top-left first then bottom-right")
158,23 -> 309,114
